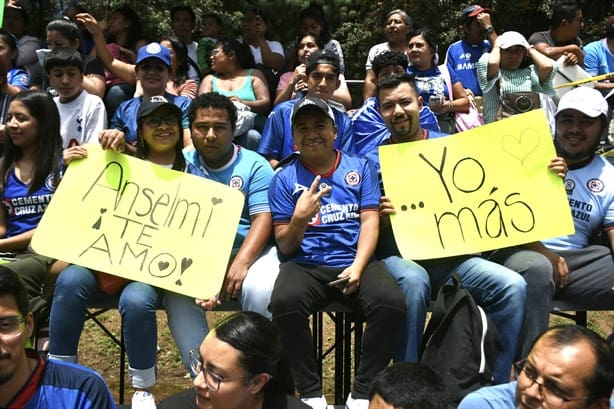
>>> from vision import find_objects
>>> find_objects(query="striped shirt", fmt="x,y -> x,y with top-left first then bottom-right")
477,52 -> 557,123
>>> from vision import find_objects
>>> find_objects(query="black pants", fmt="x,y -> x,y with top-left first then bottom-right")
270,261 -> 406,399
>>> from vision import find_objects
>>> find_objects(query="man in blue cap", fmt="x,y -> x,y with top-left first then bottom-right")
103,43 -> 192,153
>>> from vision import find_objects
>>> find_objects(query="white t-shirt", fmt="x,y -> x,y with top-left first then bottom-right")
54,90 -> 107,149
365,42 -> 392,71
248,39 -> 284,65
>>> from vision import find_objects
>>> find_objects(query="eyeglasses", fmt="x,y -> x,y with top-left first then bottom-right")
189,349 -> 252,392
514,359 -> 593,407
143,116 -> 179,128
0,316 -> 26,341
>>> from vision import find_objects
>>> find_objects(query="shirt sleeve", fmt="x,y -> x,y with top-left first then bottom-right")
477,52 -> 497,94
247,157 -> 274,216
84,96 -> 107,144
269,169 -> 295,225
360,158 -> 381,211
258,105 -> 286,159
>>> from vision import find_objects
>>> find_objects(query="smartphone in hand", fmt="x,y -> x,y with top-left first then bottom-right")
327,276 -> 350,287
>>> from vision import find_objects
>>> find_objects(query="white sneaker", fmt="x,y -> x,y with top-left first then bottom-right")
132,390 -> 157,409
301,395 -> 327,409
345,393 -> 369,409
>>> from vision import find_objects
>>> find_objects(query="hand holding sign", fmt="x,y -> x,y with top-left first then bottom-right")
31,145 -> 244,299
378,110 -> 574,259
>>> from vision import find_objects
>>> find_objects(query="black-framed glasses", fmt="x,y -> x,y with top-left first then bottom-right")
143,116 -> 179,128
0,316 -> 26,341
189,349 -> 252,392
514,359 -> 593,407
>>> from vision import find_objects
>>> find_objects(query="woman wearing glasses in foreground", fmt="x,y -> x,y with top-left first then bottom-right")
159,311 -> 309,409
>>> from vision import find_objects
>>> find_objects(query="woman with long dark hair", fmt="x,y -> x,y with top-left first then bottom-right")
159,311 -> 307,409
0,90 -> 62,250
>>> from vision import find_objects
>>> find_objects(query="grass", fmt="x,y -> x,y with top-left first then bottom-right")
78,309 -> 614,404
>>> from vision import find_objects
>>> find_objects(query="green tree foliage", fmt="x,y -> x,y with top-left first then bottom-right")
30,0 -> 613,80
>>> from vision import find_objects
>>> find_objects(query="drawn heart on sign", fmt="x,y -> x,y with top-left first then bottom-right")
176,257 -> 194,286
92,208 -> 108,230
501,129 -> 540,165
181,257 -> 193,273
158,261 -> 170,271
211,197 -> 223,205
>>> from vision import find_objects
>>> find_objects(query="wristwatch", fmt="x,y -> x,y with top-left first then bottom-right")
485,26 -> 495,34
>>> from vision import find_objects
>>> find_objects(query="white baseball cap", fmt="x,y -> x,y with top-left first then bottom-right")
497,31 -> 530,50
555,87 -> 609,118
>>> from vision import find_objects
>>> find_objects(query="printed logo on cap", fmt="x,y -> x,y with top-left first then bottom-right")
146,43 -> 163,54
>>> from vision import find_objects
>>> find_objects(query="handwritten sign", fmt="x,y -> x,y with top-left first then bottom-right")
378,110 -> 574,260
31,145 -> 245,299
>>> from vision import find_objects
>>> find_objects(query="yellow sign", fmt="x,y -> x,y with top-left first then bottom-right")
31,145 -> 245,299
378,110 -> 574,260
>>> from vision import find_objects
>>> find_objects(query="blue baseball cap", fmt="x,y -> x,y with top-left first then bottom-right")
136,42 -> 171,67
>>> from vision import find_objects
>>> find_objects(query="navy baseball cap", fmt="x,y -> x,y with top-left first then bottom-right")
460,5 -> 492,24
137,95 -> 182,120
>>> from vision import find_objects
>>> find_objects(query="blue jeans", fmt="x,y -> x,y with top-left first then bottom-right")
384,255 -> 526,384
487,247 -> 554,361
381,256 -> 430,362
105,83 -> 135,120
49,264 -> 206,388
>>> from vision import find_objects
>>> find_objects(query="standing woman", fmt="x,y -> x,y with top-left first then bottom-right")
363,9 -> 412,100
407,28 -> 469,134
0,29 -> 30,123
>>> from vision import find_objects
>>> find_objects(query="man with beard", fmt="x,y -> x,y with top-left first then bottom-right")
367,74 -> 526,386
0,267 -> 116,408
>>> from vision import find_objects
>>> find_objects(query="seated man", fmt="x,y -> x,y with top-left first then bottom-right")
528,0 -> 584,66
489,87 -> 614,359
184,92 -> 278,318
458,324 -> 614,409
370,74 -> 526,386
0,266 -> 116,408
257,50 -> 354,169
369,362 -> 449,409
268,96 -> 406,409
352,50 -> 440,157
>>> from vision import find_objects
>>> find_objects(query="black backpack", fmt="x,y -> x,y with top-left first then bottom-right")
420,273 -> 497,404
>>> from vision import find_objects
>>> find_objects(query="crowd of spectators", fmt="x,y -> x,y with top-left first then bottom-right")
1,1 -> 614,408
